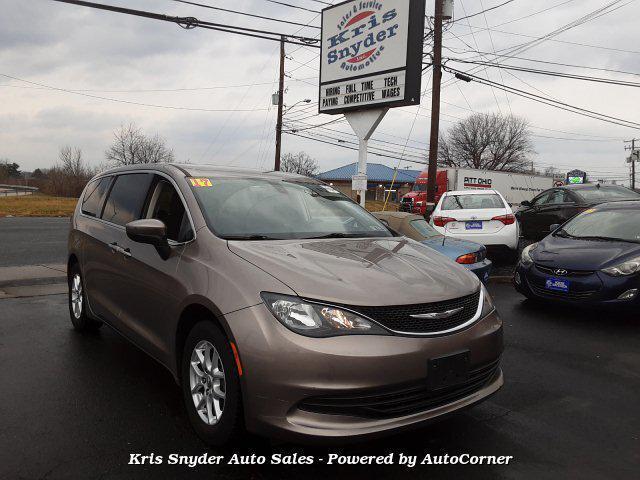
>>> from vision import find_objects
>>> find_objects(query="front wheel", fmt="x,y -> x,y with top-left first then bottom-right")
181,321 -> 243,446
68,263 -> 103,331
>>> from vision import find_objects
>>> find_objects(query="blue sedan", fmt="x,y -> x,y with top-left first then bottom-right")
373,211 -> 492,283
514,201 -> 640,308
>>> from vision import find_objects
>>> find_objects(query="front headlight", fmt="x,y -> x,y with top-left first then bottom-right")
520,243 -> 538,266
480,284 -> 496,317
261,293 -> 389,337
602,256 -> 640,276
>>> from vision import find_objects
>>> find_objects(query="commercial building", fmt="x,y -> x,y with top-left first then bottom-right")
316,163 -> 421,202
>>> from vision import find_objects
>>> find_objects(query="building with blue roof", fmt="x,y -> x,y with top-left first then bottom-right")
315,163 -> 422,202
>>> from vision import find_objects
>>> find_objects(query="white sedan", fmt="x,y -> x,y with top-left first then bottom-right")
430,189 -> 519,253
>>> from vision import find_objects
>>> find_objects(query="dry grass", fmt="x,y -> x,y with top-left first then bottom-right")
0,194 -> 77,217
365,200 -> 400,212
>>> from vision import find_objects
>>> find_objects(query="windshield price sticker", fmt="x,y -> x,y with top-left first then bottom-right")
189,178 -> 213,187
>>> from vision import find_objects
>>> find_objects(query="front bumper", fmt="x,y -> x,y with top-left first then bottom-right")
224,303 -> 503,443
514,263 -> 640,308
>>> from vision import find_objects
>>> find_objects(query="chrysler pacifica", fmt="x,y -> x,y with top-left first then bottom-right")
67,164 -> 503,444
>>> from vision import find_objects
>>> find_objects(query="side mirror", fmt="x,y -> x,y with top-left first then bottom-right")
549,223 -> 560,232
126,219 -> 171,259
520,200 -> 532,208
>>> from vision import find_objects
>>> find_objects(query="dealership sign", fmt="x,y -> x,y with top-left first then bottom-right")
319,0 -> 426,114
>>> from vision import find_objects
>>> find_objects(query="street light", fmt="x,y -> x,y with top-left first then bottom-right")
283,98 -> 311,115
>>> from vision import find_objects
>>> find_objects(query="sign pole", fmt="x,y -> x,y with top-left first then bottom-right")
345,108 -> 389,207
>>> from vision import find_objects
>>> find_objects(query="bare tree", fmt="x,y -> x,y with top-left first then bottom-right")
105,123 -> 174,166
438,113 -> 535,173
280,151 -> 319,176
41,146 -> 94,197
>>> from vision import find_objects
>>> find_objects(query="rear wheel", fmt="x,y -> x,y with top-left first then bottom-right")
68,263 -> 103,331
181,321 -> 243,446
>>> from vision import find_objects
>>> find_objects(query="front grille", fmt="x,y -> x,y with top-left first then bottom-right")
298,358 -> 500,419
336,291 -> 481,334
534,264 -> 595,276
530,284 -> 598,300
399,198 -> 414,212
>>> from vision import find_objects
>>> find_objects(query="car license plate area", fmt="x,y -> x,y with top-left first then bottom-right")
545,277 -> 570,293
465,221 -> 483,230
428,351 -> 470,390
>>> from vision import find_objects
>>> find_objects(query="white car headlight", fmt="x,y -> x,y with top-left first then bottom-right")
261,293 -> 389,337
602,256 -> 640,276
520,243 -> 538,267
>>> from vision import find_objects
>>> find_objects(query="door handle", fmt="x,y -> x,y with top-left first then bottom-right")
108,242 -> 120,254
121,247 -> 132,259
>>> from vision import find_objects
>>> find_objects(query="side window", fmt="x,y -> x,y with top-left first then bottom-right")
532,191 -> 552,206
147,179 -> 193,242
547,190 -> 567,205
101,173 -> 154,226
81,177 -> 111,217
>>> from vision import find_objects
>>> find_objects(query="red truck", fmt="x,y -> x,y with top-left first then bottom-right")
400,170 -> 448,215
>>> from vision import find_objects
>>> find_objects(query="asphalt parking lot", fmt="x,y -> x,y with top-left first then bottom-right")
1,282 -> 638,479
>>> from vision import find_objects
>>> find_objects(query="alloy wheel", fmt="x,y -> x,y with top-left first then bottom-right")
70,273 -> 83,319
189,340 -> 226,425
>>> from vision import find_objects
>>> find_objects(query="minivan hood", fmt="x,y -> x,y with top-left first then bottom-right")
534,235 -> 640,270
228,237 -> 479,306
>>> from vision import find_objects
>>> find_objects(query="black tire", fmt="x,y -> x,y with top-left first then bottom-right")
181,321 -> 243,446
68,263 -> 103,331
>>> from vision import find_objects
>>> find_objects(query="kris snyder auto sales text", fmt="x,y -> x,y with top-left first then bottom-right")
128,453 -> 514,468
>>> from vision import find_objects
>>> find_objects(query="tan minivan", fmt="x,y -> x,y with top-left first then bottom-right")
68,164 -> 503,445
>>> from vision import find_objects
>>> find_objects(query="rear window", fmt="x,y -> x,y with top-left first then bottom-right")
81,177 -> 111,217
101,173 -> 153,226
442,194 -> 505,210
575,186 -> 640,203
410,219 -> 441,238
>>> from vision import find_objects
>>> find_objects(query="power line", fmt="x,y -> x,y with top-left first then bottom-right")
0,77 -> 318,93
170,1 -> 320,29
444,66 -> 640,130
0,72 -> 269,112
262,0 -> 319,14
50,0 -> 320,47
443,49 -> 640,78
446,58 -> 640,88
454,0 -> 517,23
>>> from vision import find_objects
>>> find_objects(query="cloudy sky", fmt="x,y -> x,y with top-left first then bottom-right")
1,0 -> 639,185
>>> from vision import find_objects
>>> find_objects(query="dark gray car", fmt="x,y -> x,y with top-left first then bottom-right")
68,164 -> 503,445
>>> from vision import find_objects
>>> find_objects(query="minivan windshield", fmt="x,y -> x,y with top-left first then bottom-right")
558,208 -> 640,243
190,178 -> 392,240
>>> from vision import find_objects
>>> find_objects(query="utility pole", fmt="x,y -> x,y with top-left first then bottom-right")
274,35 -> 285,171
624,139 -> 638,190
426,0 -> 444,210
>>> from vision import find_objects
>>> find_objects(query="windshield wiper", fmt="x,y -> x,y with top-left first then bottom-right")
224,234 -> 281,241
554,228 -> 574,238
304,233 -> 370,239
575,235 -> 640,244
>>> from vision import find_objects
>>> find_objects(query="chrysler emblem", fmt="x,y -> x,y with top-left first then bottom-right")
410,307 -> 464,320
554,269 -> 568,276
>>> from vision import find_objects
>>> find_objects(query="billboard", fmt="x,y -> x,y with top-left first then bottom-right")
319,0 -> 426,114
